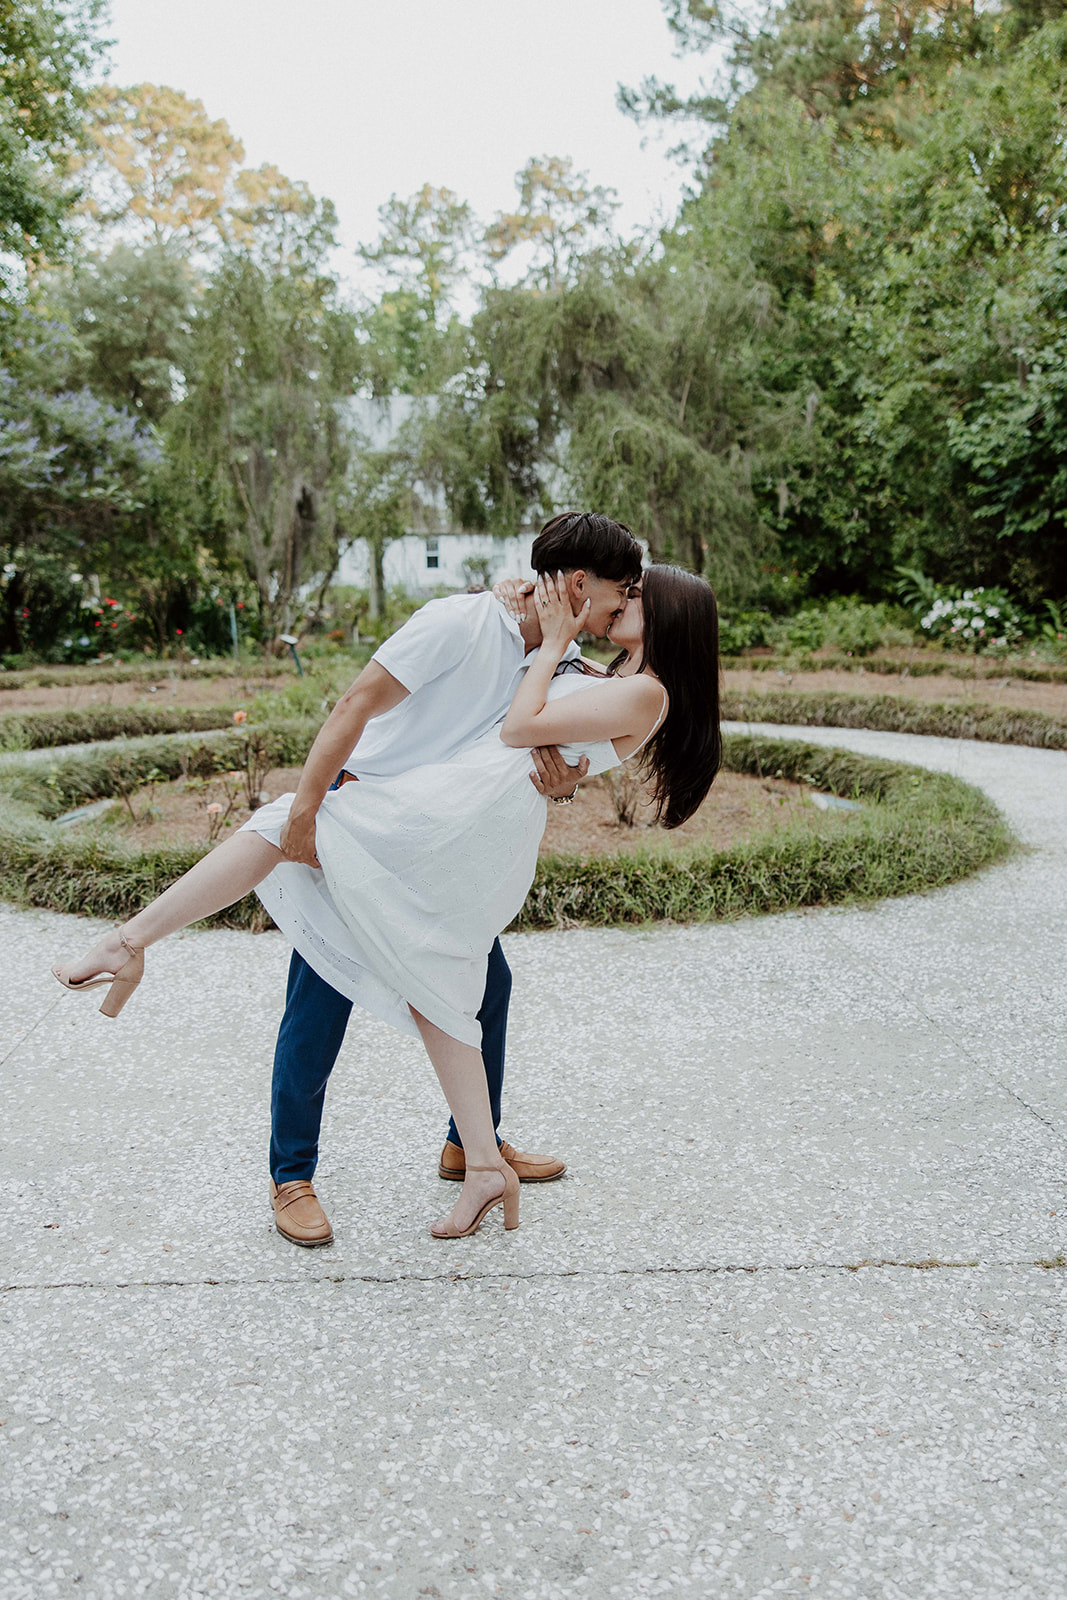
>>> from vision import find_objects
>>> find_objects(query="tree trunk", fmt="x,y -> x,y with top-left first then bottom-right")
367,533 -> 386,621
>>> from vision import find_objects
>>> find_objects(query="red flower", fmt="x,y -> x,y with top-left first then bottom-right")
176,628 -> 183,635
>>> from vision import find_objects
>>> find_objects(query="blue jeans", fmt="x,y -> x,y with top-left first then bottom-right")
269,940 -> 512,1184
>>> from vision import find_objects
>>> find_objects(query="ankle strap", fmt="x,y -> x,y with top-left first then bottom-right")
464,1162 -> 506,1172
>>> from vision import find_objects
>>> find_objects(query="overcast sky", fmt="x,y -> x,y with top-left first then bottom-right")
104,0 -> 717,287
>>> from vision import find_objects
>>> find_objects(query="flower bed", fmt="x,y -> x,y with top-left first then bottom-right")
0,722 -> 1015,932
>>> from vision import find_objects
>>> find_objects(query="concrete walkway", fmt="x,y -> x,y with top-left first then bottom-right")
1,726 -> 1064,1599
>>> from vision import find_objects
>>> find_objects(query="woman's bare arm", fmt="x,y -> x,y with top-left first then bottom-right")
500,574 -> 663,757
501,669 -> 663,756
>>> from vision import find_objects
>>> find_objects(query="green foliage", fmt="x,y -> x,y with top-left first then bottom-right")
895,566 -> 1028,651
0,725 -> 1015,930
721,685 -> 1067,749
176,234 -> 360,632
6,4 -> 1067,664
513,734 -> 1014,929
630,1 -> 1067,606
0,0 -> 106,286
47,243 -> 193,422
0,702 -> 240,752
423,259 -> 791,602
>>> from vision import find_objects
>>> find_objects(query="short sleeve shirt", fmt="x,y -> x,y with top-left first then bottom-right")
344,591 -> 577,779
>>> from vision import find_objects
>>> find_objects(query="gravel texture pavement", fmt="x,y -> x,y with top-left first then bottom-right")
1,725 -> 1064,1599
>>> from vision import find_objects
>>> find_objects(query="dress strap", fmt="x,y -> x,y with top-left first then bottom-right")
627,686 -> 669,761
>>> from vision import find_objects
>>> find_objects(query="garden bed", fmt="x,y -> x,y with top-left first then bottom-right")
74,763 -> 818,857
724,666 -> 1067,719
724,650 -> 1067,685
0,722 -> 1016,932
721,686 -> 1067,750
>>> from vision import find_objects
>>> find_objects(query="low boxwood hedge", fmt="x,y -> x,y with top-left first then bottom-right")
0,703 -> 243,753
721,687 -> 1067,751
723,653 -> 1067,685
0,723 -> 1016,931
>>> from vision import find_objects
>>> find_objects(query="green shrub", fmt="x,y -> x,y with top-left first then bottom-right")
755,598 -> 917,659
722,652 -> 1067,684
0,658 -> 293,692
720,686 -> 1067,750
512,735 -> 1013,929
0,720 -> 317,819
718,610 -> 771,655
0,704 -> 241,753
0,723 -> 1015,931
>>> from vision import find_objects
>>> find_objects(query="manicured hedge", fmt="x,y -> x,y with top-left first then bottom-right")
0,725 -> 1015,931
723,653 -> 1067,685
0,659 -> 291,692
721,687 -> 1067,750
0,704 -> 242,752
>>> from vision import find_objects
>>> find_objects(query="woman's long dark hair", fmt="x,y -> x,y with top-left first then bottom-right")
607,563 -> 722,829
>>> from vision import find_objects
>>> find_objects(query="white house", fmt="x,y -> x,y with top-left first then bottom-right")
333,395 -> 542,595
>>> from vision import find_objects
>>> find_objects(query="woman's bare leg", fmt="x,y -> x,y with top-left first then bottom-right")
58,832 -> 285,985
409,1008 -> 508,1233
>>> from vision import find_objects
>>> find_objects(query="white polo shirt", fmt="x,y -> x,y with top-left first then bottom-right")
343,591 -> 577,780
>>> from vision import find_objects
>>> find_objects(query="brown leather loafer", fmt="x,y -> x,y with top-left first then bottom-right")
438,1138 -> 566,1184
270,1178 -> 333,1247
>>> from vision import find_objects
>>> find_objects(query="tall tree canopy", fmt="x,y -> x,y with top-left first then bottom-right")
0,0 -> 106,293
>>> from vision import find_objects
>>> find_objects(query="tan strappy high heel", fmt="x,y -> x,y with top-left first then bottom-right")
430,1161 -> 520,1239
53,932 -> 145,1018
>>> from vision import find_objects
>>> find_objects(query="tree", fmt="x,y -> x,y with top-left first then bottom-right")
76,82 -> 244,248
487,156 -> 618,289
0,0 -> 106,295
47,242 -> 193,421
358,184 -> 476,326
419,252 -> 790,600
345,441 -> 420,621
615,0 -> 1067,603
178,220 -> 360,635
0,362 -> 162,654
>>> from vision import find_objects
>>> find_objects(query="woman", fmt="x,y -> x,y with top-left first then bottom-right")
53,565 -> 722,1239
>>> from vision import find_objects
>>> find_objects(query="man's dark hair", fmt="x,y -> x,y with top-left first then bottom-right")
531,512 -> 643,585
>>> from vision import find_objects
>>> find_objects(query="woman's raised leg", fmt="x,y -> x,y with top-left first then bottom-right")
409,1009 -> 519,1237
54,832 -> 285,1000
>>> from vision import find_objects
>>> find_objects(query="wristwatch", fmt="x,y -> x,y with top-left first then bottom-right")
551,787 -> 578,805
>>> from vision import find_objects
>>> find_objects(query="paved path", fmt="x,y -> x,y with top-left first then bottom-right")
1,726 -> 1064,1599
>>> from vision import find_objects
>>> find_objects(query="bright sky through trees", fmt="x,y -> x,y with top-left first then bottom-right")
104,0 -> 714,279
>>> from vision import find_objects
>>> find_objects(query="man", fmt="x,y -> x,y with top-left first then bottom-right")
268,511 -> 644,1246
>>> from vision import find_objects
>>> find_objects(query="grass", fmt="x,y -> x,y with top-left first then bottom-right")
0,726 -> 1016,931
721,687 -> 1067,750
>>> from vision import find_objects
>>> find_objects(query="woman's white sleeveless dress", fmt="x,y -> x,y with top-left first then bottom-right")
240,672 -> 631,1048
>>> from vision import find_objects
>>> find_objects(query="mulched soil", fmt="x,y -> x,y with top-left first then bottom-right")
5,660 -> 1067,718
97,766 -> 816,858
0,675 -> 276,713
723,666 -> 1067,717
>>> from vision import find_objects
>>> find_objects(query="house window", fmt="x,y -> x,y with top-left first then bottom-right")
425,537 -> 439,570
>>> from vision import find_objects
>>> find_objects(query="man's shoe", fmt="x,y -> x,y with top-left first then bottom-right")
270,1178 -> 333,1247
438,1138 -> 566,1184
